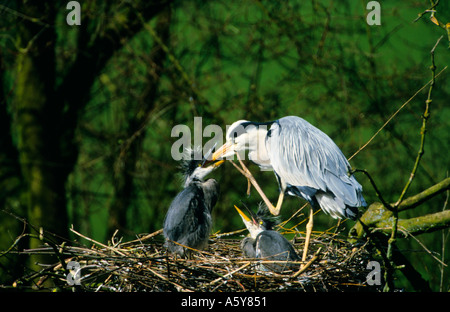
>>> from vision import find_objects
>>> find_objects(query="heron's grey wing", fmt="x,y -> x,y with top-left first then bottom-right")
266,116 -> 365,208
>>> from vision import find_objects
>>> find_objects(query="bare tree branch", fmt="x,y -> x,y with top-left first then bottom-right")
375,209 -> 450,237
398,177 -> 450,212
349,177 -> 450,241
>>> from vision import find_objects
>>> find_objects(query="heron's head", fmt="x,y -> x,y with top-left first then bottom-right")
212,120 -> 271,161
234,203 -> 279,239
181,146 -> 224,187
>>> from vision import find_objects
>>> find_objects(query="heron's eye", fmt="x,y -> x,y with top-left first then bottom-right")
259,221 -> 263,225
198,163 -> 202,167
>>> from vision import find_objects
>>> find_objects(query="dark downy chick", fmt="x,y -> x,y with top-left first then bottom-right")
235,203 -> 300,272
163,146 -> 224,258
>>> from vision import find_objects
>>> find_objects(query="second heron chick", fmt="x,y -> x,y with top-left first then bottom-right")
235,204 -> 300,273
163,146 -> 224,258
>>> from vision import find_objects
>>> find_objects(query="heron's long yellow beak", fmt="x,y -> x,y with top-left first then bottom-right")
201,143 -> 225,168
234,205 -> 251,222
212,159 -> 225,167
201,158 -> 225,168
212,142 -> 234,161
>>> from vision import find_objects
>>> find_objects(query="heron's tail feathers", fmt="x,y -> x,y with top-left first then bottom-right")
315,192 -> 363,220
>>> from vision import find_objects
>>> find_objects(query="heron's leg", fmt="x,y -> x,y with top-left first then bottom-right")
231,154 -> 281,215
246,178 -> 252,197
301,206 -> 314,267
334,219 -> 342,234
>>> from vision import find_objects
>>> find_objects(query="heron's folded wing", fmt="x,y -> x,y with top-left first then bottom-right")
267,116 -> 364,207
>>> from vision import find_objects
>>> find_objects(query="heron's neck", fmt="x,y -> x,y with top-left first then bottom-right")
246,129 -> 271,168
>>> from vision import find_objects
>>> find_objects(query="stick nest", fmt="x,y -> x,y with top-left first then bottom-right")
14,227 -> 381,292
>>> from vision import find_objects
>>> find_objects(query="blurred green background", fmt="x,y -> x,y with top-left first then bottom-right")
0,0 -> 449,291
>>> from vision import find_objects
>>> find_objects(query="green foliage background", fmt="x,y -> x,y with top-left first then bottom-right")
1,0 -> 449,291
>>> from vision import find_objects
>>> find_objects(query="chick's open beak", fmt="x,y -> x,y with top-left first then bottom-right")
234,205 -> 251,223
201,143 -> 225,168
234,205 -> 259,225
235,205 -> 264,239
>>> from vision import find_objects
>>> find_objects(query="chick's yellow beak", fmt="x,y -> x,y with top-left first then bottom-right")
234,205 -> 251,222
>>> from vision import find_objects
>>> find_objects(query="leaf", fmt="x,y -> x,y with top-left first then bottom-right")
430,15 -> 439,26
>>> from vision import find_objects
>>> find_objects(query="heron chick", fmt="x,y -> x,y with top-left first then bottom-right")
163,146 -> 224,258
235,204 -> 300,273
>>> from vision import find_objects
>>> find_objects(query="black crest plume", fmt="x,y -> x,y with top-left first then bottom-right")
179,147 -> 203,178
256,203 -> 280,230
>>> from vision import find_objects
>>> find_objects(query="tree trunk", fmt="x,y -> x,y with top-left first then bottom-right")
0,54 -> 26,283
7,1 -> 172,278
13,1 -> 68,273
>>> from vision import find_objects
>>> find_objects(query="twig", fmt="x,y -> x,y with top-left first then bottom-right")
0,233 -> 31,258
280,202 -> 308,228
146,266 -> 193,292
70,226 -> 127,257
395,35 -> 443,207
230,153 -> 276,212
119,229 -> 163,247
291,248 -> 321,279
383,35 -> 443,292
412,0 -> 449,47
166,240 -> 230,261
208,262 -> 252,286
413,0 -> 440,23
440,187 -> 449,291
211,228 -> 247,239
352,169 -> 392,211
403,229 -> 446,267
348,66 -> 447,162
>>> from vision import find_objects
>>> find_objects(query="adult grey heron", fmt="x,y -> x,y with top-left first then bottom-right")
163,147 -> 224,258
212,115 -> 366,262
235,204 -> 300,273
